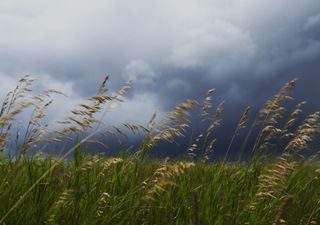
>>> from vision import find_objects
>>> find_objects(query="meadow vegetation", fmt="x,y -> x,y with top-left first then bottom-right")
0,75 -> 319,225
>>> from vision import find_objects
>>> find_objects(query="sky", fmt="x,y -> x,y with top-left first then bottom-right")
0,0 -> 320,156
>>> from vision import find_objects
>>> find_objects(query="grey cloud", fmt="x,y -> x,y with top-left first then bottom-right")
304,13 -> 320,30
0,0 -> 319,134
122,60 -> 157,85
169,21 -> 255,75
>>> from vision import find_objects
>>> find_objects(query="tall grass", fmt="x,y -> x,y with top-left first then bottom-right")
0,76 -> 319,224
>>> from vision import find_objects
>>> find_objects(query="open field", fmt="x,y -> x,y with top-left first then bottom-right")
0,76 -> 319,224
0,154 -> 319,225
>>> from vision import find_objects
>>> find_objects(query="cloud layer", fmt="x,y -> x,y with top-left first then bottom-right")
0,0 -> 320,134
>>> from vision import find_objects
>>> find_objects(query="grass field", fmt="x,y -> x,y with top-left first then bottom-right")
0,154 -> 319,225
0,76 -> 319,224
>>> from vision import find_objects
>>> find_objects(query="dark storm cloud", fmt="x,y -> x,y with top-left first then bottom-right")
0,0 -> 320,132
